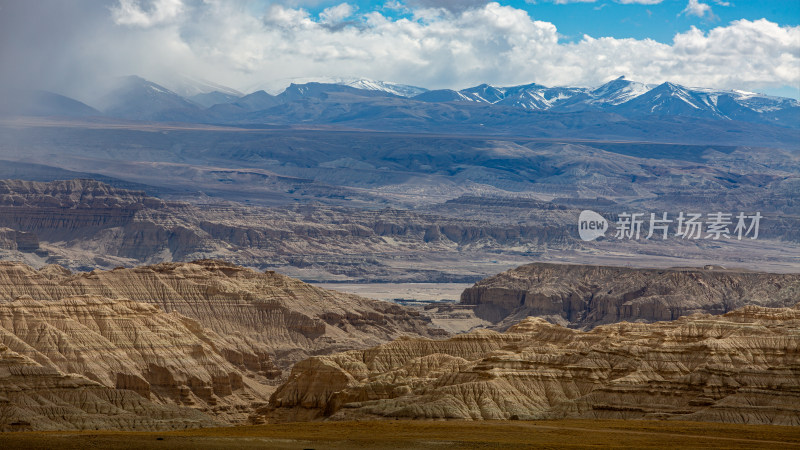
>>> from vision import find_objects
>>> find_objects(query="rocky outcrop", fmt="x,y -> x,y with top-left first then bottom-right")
0,228 -> 38,252
0,295 -> 275,431
267,303 -> 800,425
0,341 -> 221,431
460,263 -> 800,329
0,295 -> 276,421
0,260 -> 445,373
0,179 -> 163,237
0,179 -> 213,264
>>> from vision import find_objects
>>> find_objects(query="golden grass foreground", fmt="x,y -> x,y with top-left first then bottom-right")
1,419 -> 799,449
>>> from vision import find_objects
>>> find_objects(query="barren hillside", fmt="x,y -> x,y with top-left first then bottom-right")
268,303 -> 800,425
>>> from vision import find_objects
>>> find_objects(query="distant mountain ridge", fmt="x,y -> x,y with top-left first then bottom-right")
410,76 -> 797,125
0,90 -> 100,117
5,75 -> 798,129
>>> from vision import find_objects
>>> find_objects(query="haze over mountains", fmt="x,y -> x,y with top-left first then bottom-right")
4,75 -> 798,132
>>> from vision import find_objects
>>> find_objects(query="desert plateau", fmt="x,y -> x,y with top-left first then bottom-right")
1,0 -> 799,447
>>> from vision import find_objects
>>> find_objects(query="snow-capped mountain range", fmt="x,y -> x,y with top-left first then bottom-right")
411,76 -> 797,122
248,77 -> 428,98
5,75 -> 798,129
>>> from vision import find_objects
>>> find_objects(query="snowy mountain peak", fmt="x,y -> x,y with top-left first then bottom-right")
413,89 -> 477,103
590,77 -> 652,105
93,75 -> 797,129
339,78 -> 428,97
460,84 -> 505,103
250,77 -> 427,98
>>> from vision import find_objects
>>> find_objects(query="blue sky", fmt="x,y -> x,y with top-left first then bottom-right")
296,0 -> 799,44
506,1 -> 800,43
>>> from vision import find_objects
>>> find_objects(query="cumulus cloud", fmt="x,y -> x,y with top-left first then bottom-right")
681,0 -> 712,18
1,1 -> 797,100
319,3 -> 357,24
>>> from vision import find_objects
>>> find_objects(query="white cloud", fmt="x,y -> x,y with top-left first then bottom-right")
112,0 -> 183,27
319,3 -> 357,24
180,2 -> 796,94
681,0 -> 712,18
6,1 -> 798,99
383,1 -> 409,12
265,4 -> 314,28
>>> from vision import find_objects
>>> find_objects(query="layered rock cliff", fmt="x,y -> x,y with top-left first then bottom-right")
0,260 -> 446,430
0,179 -> 573,281
0,341 -> 222,431
267,303 -> 800,425
0,228 -> 38,252
0,295 -> 276,424
460,263 -> 800,329
0,293 -> 283,431
0,260 -> 445,373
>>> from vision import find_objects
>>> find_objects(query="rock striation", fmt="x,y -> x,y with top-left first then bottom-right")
460,263 -> 800,329
267,303 -> 800,425
0,260 -> 445,430
0,179 -> 573,280
0,296 -> 262,431
0,228 -> 38,252
0,260 -> 445,373
0,341 -> 221,431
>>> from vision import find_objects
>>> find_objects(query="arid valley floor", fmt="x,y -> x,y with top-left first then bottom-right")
3,420 -> 800,449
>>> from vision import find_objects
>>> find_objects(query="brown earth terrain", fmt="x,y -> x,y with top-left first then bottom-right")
0,297 -> 262,431
0,179 -> 572,281
1,419 -> 799,449
0,260 -> 444,372
268,303 -> 800,425
0,260 -> 445,430
1,259 -> 798,432
0,77 -> 798,441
